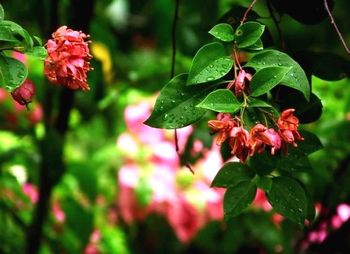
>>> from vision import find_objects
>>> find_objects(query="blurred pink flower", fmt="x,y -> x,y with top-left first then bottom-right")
166,196 -> 205,243
253,189 -> 272,211
124,101 -> 164,144
22,183 -> 38,204
12,52 -> 27,64
44,26 -> 92,90
52,202 -> 65,223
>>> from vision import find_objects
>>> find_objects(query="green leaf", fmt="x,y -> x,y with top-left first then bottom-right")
304,187 -> 316,222
235,21 -> 265,49
224,180 -> 257,217
211,162 -> 255,188
292,130 -> 323,156
278,154 -> 312,172
267,176 -> 308,224
209,23 -> 235,42
187,42 -> 233,85
0,4 -> 4,20
249,151 -> 279,176
197,89 -> 241,113
0,20 -> 33,50
25,46 -> 47,60
0,55 -> 28,91
248,98 -> 273,108
245,49 -> 310,100
250,66 -> 291,97
32,36 -> 43,46
144,74 -> 215,129
245,39 -> 263,51
256,176 -> 273,192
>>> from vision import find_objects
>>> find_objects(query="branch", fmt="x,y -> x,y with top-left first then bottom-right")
324,0 -> 350,55
241,0 -> 258,24
171,0 -> 181,152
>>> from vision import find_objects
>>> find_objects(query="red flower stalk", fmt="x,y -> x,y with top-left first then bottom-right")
11,79 -> 35,107
277,109 -> 304,148
208,113 -> 237,145
229,127 -> 252,162
44,26 -> 93,91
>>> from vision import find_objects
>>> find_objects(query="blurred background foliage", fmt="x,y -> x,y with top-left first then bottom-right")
0,0 -> 350,253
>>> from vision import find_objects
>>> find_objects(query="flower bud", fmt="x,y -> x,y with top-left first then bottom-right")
11,80 -> 35,106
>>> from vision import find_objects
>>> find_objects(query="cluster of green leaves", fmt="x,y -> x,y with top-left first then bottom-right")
145,19 -> 324,224
0,4 -> 46,92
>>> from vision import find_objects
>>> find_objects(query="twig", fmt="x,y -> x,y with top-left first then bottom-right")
170,0 -> 180,78
240,0 -> 258,24
266,0 -> 285,50
171,0 -> 181,153
324,0 -> 350,55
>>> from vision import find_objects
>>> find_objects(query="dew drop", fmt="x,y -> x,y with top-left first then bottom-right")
180,92 -> 185,96
171,99 -> 176,104
209,64 -> 214,68
207,77 -> 214,81
278,63 -> 283,66
160,106 -> 164,111
163,114 -> 168,120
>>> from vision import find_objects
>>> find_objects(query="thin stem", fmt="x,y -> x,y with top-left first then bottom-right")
170,0 -> 180,78
240,0 -> 258,24
266,0 -> 285,50
171,0 -> 181,153
233,48 -> 242,70
324,0 -> 350,55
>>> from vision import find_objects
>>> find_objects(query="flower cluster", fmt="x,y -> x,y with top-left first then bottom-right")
208,109 -> 303,162
44,26 -> 93,91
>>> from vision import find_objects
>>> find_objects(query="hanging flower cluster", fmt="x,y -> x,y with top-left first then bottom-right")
44,26 -> 93,91
208,109 -> 304,162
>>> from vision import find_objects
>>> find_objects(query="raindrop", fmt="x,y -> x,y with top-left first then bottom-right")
171,99 -> 176,104
273,75 -> 277,78
262,62 -> 266,65
160,106 -> 164,111
180,92 -> 185,96
297,208 -> 303,213
163,114 -> 168,120
209,64 -> 214,68
183,106 -> 188,111
207,77 -> 214,81
278,63 -> 283,66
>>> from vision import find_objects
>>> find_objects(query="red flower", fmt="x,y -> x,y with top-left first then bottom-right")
208,113 -> 237,145
229,127 -> 252,162
44,26 -> 93,91
278,109 -> 304,148
250,124 -> 282,155
11,79 -> 35,106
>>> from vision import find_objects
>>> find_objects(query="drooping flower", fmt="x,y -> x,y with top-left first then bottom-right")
277,109 -> 303,148
250,124 -> 282,155
11,79 -> 35,106
229,126 -> 252,162
228,69 -> 252,96
44,26 -> 93,91
208,113 -> 237,145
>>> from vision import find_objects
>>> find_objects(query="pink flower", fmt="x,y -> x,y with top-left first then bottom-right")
253,189 -> 272,211
44,26 -> 92,90
277,109 -> 304,148
227,69 -> 252,96
11,79 -> 35,106
250,124 -> 282,155
22,183 -> 38,204
229,126 -> 252,162
52,202 -> 65,223
208,113 -> 236,146
166,196 -> 205,243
